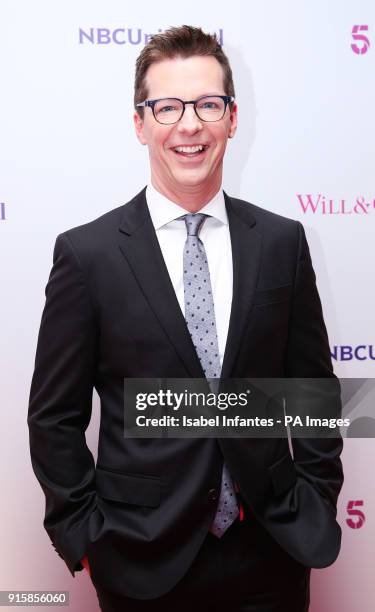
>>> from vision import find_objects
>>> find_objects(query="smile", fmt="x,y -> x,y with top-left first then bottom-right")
172,144 -> 208,157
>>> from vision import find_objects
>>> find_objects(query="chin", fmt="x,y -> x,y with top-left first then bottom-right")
173,171 -> 209,186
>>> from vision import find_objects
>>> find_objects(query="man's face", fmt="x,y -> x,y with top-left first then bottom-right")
134,55 -> 237,201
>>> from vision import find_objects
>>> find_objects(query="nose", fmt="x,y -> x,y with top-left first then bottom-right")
177,104 -> 202,133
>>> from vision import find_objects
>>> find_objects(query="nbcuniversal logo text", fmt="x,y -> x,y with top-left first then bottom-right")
331,345 -> 375,361
297,194 -> 375,215
78,28 -> 224,46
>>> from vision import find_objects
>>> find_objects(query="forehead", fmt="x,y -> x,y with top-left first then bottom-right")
144,55 -> 225,99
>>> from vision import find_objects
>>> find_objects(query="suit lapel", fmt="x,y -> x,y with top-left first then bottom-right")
118,188 -> 205,378
221,193 -> 262,379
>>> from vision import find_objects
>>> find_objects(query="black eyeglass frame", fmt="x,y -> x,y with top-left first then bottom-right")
136,95 -> 235,124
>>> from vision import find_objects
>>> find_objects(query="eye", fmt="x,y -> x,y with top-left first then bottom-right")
201,101 -> 219,109
159,105 -> 177,113
197,98 -> 222,110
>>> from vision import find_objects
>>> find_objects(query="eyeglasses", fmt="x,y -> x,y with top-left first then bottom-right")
136,95 -> 235,125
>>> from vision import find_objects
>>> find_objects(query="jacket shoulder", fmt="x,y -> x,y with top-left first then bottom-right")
56,188 -> 146,254
228,195 -> 300,231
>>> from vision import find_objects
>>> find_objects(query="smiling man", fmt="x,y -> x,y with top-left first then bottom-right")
28,26 -> 343,612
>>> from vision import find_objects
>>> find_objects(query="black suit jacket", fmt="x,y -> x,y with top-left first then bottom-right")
28,188 -> 343,599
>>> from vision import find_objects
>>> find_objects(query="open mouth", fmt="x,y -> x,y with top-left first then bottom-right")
172,144 -> 208,158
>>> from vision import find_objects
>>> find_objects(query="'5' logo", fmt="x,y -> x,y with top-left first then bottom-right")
346,500 -> 366,529
351,25 -> 370,54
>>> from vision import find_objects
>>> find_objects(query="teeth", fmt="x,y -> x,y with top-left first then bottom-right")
174,145 -> 205,153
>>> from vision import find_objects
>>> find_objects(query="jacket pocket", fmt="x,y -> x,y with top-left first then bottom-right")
95,467 -> 161,508
268,452 -> 297,497
253,284 -> 292,306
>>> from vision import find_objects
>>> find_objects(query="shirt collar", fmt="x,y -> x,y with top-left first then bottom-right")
146,182 -> 228,230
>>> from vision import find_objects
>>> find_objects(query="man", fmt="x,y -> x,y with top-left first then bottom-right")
28,25 -> 343,611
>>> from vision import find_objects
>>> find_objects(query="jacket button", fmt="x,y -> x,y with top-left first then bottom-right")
208,488 -> 218,502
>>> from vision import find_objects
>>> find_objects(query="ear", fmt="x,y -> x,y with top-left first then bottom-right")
228,102 -> 238,138
133,111 -> 148,145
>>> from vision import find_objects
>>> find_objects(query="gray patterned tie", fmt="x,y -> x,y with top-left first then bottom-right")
182,212 -> 239,537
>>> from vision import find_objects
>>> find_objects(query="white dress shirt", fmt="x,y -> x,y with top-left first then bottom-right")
146,182 -> 233,367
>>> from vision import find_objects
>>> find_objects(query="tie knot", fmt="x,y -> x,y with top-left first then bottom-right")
183,213 -> 207,237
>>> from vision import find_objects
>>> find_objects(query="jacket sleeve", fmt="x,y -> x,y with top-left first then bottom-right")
286,222 -> 344,513
28,232 -> 98,576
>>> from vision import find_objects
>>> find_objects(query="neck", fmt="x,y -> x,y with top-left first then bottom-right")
150,174 -> 221,212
